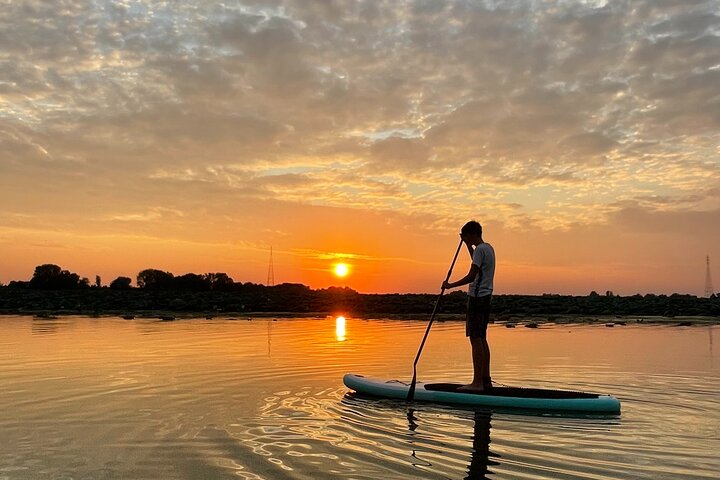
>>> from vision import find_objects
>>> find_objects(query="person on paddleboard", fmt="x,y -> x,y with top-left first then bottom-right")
442,220 -> 496,392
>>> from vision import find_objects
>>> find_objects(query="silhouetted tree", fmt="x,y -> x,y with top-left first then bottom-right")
109,276 -> 132,290
174,273 -> 209,291
95,275 -> 101,288
136,269 -> 174,289
30,264 -> 61,287
204,272 -> 234,291
29,264 -> 86,289
273,283 -> 312,295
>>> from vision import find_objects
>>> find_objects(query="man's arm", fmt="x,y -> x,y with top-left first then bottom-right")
442,264 -> 480,290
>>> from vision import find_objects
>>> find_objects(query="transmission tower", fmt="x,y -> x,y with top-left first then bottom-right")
705,255 -> 714,298
267,246 -> 275,287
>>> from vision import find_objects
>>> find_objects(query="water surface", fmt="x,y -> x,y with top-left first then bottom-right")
1,316 -> 718,479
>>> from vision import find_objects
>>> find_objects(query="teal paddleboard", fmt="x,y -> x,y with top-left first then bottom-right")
343,374 -> 621,414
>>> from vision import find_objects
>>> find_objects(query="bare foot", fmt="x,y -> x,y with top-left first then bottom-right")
457,383 -> 486,393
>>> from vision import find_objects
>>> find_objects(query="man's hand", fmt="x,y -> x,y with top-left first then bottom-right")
442,280 -> 452,290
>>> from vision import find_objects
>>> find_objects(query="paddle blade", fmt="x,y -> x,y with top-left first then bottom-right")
406,375 -> 417,401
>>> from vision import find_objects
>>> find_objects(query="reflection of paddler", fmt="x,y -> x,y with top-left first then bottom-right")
465,410 -> 501,480
405,408 -> 500,479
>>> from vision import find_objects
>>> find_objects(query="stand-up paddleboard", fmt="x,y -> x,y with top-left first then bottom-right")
343,374 -> 621,413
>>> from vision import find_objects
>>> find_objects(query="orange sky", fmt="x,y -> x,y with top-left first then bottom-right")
1,1 -> 719,295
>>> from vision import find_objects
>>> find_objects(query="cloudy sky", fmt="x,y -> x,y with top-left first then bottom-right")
1,0 -> 719,295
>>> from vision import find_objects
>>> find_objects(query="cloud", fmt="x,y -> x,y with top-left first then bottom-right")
0,122 -> 51,164
612,206 -> 720,239
110,207 -> 185,222
559,132 -> 619,157
368,136 -> 431,170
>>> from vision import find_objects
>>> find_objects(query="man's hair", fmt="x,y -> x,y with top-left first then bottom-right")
461,220 -> 483,236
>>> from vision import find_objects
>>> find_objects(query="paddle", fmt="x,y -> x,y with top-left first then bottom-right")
407,237 -> 464,402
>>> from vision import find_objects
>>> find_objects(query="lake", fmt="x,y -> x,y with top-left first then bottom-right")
1,316 -> 718,479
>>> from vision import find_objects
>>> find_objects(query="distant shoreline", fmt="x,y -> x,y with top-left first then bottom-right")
1,285 -> 718,325
3,312 -> 718,326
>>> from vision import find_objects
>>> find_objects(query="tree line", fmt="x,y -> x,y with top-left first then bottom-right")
6,264 -> 240,291
1,264 -> 718,317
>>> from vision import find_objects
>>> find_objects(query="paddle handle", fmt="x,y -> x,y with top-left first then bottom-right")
407,238 -> 464,401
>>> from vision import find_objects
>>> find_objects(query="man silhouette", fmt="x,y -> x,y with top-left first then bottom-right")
442,220 -> 496,392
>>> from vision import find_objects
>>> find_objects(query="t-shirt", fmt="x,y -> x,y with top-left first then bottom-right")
469,242 -> 495,297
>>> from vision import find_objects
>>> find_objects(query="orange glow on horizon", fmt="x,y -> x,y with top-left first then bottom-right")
0,210 -> 716,296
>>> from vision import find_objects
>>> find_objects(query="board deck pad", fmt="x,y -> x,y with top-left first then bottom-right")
424,383 -> 599,399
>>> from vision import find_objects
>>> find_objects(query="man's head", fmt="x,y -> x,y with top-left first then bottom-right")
461,220 -> 483,245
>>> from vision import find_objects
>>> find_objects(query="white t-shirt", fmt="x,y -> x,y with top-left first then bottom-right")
469,242 -> 495,297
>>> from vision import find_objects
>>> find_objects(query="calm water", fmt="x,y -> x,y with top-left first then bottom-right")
0,316 -> 718,479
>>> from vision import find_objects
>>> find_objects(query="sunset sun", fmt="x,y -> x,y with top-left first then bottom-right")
333,263 -> 350,278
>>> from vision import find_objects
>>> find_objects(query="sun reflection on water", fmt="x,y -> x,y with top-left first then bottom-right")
335,316 -> 346,342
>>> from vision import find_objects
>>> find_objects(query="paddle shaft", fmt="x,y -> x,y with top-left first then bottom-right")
406,238 -> 464,401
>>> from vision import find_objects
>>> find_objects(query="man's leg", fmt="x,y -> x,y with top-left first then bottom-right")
459,336 -> 487,392
480,337 -> 491,388
471,336 -> 487,386
460,295 -> 492,392
479,296 -> 492,387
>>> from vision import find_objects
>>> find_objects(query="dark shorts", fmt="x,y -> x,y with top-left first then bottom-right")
466,295 -> 491,339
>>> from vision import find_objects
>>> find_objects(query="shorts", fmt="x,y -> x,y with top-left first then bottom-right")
466,295 -> 491,339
